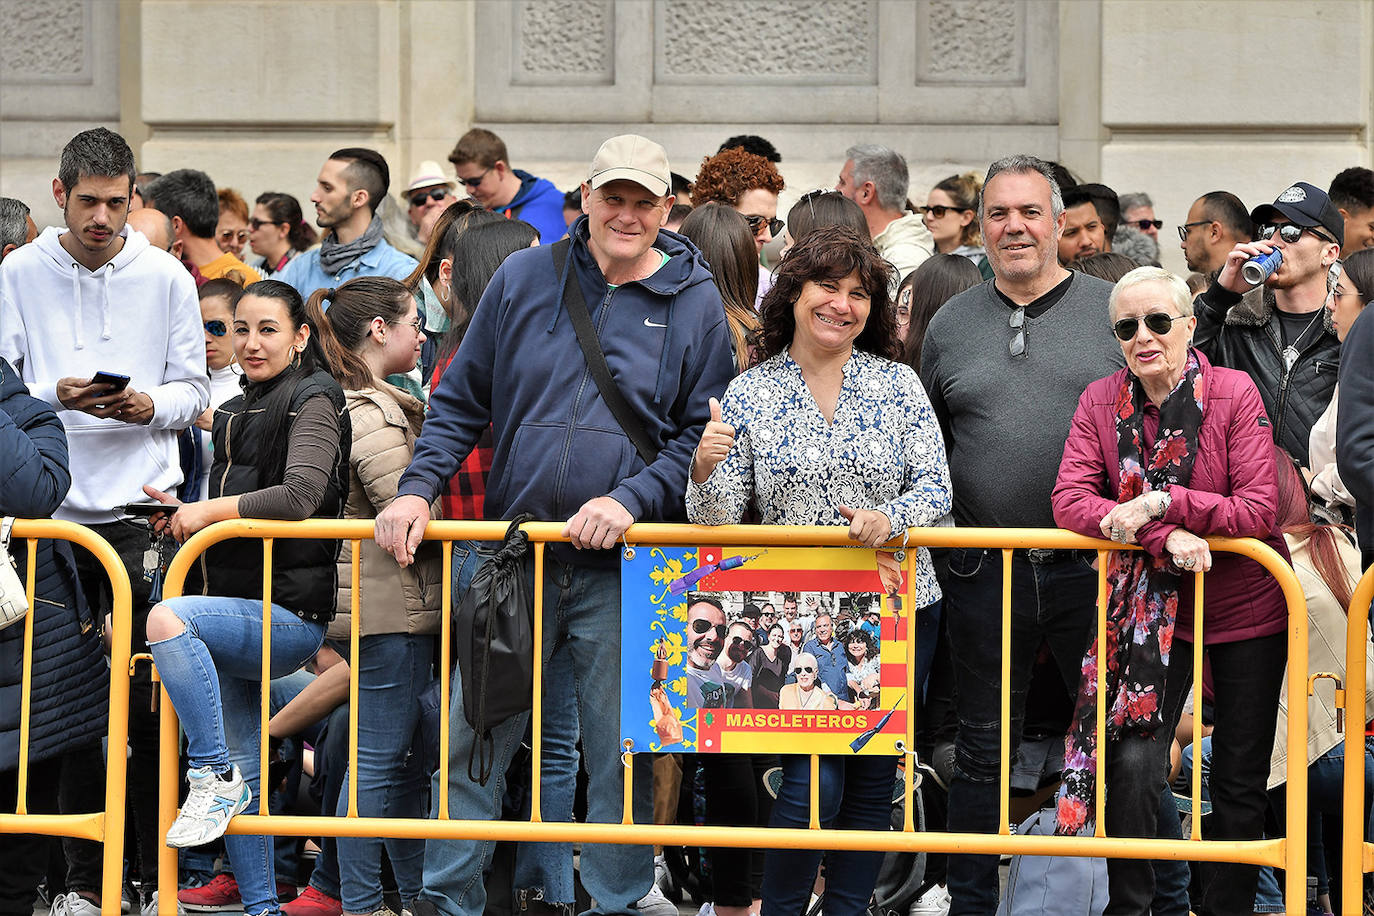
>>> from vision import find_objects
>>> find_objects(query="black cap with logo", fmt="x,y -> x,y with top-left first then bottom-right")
1250,181 -> 1344,247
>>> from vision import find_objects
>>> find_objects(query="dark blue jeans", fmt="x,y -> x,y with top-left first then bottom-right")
943,548 -> 1097,916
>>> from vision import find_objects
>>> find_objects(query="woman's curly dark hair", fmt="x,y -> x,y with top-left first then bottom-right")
691,147 -> 784,207
757,225 -> 898,361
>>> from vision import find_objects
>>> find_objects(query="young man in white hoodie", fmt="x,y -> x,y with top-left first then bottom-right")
0,126 -> 208,915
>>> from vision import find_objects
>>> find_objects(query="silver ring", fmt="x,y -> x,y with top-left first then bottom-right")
1110,527 -> 1123,542
1180,557 -> 1194,569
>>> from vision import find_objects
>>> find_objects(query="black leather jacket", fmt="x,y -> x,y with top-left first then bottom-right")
1192,282 -> 1339,467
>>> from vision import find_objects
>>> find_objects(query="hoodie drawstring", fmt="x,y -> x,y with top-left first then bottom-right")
69,260 -> 116,349
70,262 -> 84,350
100,265 -> 113,340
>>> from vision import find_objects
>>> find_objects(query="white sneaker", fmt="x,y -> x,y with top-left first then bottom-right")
51,892 -> 101,916
907,883 -> 951,916
634,885 -> 677,916
165,765 -> 252,849
692,903 -> 715,916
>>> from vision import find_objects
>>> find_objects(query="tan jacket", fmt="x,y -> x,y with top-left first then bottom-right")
1268,532 -> 1374,790
329,382 -> 441,642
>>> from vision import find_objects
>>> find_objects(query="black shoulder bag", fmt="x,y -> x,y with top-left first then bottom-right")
550,239 -> 659,464
454,514 -> 534,785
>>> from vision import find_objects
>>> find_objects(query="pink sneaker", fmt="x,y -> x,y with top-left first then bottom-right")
179,873 -> 298,912
282,886 -> 343,916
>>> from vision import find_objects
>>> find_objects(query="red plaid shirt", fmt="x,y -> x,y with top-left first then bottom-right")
431,356 -> 494,520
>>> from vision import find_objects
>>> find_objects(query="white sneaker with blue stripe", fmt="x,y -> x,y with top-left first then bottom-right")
165,765 -> 252,849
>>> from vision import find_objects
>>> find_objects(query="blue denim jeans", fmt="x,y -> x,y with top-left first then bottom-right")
149,596 -> 325,916
419,551 -> 652,916
336,633 -> 434,913
760,754 -> 897,916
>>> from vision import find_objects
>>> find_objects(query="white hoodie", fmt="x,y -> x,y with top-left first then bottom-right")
0,226 -> 209,523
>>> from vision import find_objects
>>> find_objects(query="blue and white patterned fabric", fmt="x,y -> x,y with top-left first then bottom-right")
686,347 -> 952,608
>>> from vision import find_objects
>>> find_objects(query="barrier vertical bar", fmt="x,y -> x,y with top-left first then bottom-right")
259,539 -> 273,815
1277,557 -> 1310,915
1342,568 -> 1374,910
157,685 -> 179,915
809,755 -> 821,830
347,540 -> 361,818
96,525 -> 133,916
15,545 -> 36,815
999,548 -> 1012,835
902,546 -> 916,833
531,540 -> 545,823
439,542 -> 452,820
1094,549 -> 1108,838
1189,572 -> 1204,841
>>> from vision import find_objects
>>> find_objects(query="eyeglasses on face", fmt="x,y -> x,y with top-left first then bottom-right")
1112,312 -> 1189,340
409,186 -> 451,208
689,619 -> 727,638
217,228 -> 250,245
744,214 -> 784,237
249,218 -> 284,231
793,665 -> 816,674
1125,219 -> 1163,231
919,205 -> 972,219
1177,221 -> 1212,241
388,314 -> 424,333
1009,306 -> 1026,358
456,167 -> 492,189
204,319 -> 227,337
1257,222 -> 1335,245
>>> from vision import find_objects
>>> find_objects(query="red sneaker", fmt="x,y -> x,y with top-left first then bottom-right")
179,874 -> 299,911
281,886 -> 342,916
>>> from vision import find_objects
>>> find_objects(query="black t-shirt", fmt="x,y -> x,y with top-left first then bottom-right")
993,271 -> 1075,319
1276,308 -> 1323,351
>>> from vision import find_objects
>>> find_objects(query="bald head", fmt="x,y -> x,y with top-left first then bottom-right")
127,207 -> 174,252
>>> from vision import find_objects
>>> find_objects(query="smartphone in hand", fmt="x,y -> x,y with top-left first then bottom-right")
90,371 -> 131,392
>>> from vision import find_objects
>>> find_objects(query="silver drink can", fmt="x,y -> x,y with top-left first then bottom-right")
1241,248 -> 1282,285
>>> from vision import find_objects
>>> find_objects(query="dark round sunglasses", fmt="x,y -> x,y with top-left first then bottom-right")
1112,312 -> 1188,341
1257,222 -> 1335,245
689,619 -> 727,638
744,214 -> 784,237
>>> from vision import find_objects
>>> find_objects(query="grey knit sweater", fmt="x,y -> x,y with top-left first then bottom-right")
919,273 -> 1124,528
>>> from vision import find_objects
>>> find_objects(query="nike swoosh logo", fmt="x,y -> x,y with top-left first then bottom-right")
644,318 -> 667,328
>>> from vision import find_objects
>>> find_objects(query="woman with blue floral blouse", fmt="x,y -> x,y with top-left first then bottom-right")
687,224 -> 953,916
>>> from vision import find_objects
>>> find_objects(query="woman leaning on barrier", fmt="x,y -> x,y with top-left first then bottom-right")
318,276 -> 440,916
140,279 -> 352,916
0,356 -> 109,916
686,225 -> 953,916
1051,266 -> 1289,915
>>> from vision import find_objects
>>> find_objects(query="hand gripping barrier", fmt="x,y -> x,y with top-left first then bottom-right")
156,520 -> 1311,913
1340,564 -> 1374,914
0,520 -> 132,916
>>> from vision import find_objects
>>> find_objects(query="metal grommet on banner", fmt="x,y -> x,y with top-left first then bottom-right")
894,528 -> 910,562
622,534 -> 635,561
894,739 -> 919,758
621,738 -> 635,768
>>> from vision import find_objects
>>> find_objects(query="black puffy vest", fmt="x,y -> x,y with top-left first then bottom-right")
201,368 -> 350,622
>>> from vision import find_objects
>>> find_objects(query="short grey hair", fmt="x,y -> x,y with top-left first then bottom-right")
845,144 -> 909,212
0,198 -> 31,253
1119,192 -> 1154,213
978,154 -> 1063,222
1108,265 -> 1194,321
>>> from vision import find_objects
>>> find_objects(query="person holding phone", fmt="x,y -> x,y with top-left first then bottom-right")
140,279 -> 351,916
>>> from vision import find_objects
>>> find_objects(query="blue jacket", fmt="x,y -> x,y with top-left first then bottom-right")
398,218 -> 734,561
500,170 -> 571,245
277,229 -> 418,302
0,358 -> 108,770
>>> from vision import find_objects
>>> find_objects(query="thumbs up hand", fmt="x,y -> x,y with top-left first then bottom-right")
691,396 -> 736,484
838,504 -> 894,548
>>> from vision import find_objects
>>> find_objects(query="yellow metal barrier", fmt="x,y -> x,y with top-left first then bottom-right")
157,520 -> 1310,912
0,520 -> 132,916
1341,564 -> 1374,913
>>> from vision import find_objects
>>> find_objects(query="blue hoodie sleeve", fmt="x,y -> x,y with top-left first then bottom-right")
0,364 -> 72,518
396,266 -> 502,503
607,310 -> 735,521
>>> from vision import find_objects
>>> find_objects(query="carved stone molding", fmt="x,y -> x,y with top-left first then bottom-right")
0,0 -> 91,83
513,0 -> 614,86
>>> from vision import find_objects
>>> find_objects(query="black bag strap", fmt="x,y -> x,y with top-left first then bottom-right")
551,238 -> 659,465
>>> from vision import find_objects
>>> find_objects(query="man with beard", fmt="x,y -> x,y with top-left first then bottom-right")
279,146 -> 417,300
1193,181 -> 1344,465
685,597 -> 729,708
1179,190 -> 1253,278
717,618 -> 757,708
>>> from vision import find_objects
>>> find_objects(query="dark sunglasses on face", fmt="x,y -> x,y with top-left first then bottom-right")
1257,222 -> 1334,245
744,214 -> 784,237
690,619 -> 728,638
204,319 -> 227,337
1125,218 -> 1164,231
1112,312 -> 1189,340
409,187 -> 451,208
919,205 -> 972,219
729,636 -> 755,652
793,665 -> 815,674
457,167 -> 492,189
248,218 -> 282,231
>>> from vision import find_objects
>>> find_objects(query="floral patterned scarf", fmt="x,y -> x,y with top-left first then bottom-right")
1055,350 -> 1206,835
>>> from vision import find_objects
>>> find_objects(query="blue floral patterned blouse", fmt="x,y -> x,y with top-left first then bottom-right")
686,348 -> 952,608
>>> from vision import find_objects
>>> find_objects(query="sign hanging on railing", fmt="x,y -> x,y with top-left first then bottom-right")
620,543 -> 912,755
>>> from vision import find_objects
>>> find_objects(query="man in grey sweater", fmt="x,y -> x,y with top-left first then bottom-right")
920,155 -> 1159,914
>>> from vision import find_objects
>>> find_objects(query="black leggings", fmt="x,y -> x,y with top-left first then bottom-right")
701,753 -> 778,907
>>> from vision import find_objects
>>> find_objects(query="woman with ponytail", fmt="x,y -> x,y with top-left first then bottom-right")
315,276 -> 438,916
140,278 -> 351,916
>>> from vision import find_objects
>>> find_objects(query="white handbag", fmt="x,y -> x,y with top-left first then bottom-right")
0,517 -> 30,631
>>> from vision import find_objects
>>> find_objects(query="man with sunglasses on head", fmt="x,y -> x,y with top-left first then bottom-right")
1193,181 -> 1343,466
448,126 -> 568,246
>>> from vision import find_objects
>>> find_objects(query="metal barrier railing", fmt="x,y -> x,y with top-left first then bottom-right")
0,520 -> 132,916
1341,564 -> 1374,912
156,520 -> 1310,912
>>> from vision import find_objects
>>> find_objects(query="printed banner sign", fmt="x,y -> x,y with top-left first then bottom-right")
620,543 -> 913,755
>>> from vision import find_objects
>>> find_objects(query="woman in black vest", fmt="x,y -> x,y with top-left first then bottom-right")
143,279 -> 351,916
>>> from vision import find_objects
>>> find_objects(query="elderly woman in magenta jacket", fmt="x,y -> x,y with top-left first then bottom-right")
1050,266 -> 1288,916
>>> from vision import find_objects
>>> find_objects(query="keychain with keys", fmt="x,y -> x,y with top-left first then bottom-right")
143,527 -> 168,603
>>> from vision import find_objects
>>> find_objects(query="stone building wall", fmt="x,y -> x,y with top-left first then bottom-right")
1,0 -> 1370,274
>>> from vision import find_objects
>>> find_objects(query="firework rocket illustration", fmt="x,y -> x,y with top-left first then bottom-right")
667,550 -> 768,595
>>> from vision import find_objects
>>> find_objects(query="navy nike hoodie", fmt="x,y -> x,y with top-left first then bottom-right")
398,216 -> 734,561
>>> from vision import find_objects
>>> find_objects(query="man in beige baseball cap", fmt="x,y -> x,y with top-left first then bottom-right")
586,134 -> 672,197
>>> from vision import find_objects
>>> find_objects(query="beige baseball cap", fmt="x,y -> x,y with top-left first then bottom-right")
587,134 -> 671,197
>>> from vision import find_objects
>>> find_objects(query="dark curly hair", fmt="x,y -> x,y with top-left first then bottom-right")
758,225 -> 897,361
691,147 -> 784,208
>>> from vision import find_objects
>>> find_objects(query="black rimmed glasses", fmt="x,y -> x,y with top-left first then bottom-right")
1112,312 -> 1189,341
204,320 -> 227,337
744,214 -> 784,238
1177,221 -> 1212,241
1008,306 -> 1026,358
1257,222 -> 1336,246
689,619 -> 727,639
